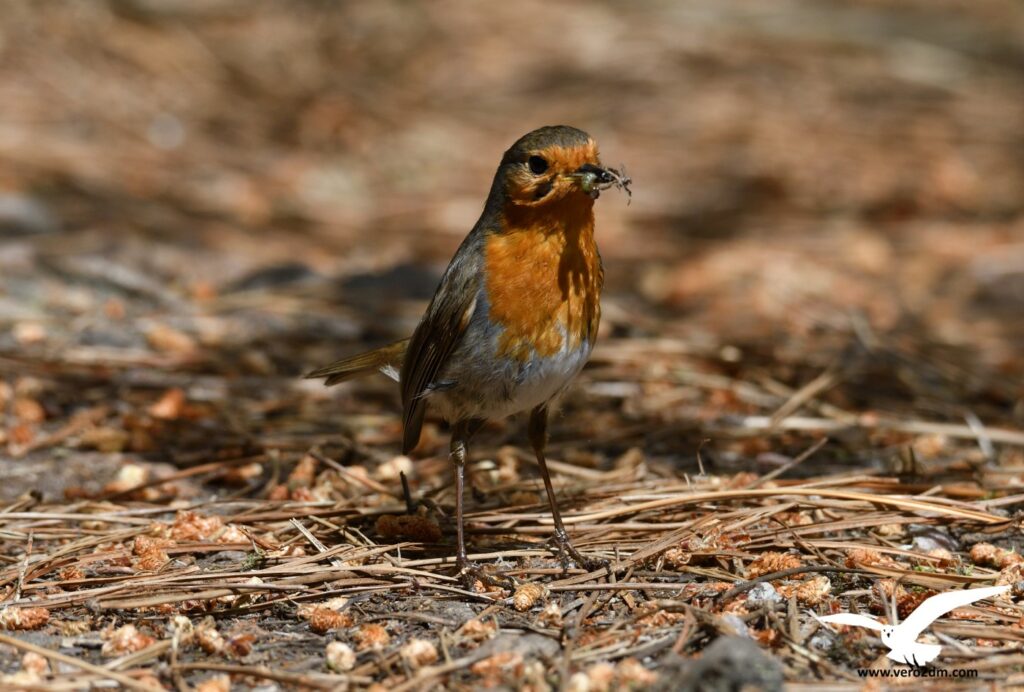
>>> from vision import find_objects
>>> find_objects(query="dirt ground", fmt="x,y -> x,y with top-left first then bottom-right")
1,1 -> 1023,689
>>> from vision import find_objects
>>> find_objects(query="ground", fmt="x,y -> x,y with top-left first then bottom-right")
1,0 -> 1023,689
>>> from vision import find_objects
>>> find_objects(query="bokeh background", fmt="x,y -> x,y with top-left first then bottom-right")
1,0 -> 1023,495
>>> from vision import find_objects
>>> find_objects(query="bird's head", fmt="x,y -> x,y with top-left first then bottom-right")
880,626 -> 896,644
490,125 -> 629,210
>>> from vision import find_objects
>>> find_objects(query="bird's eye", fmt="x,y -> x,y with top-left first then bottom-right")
527,155 -> 548,175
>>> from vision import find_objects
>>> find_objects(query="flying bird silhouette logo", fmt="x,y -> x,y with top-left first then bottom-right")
817,584 -> 1010,667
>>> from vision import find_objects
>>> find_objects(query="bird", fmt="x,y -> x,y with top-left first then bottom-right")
816,584 -> 1010,667
306,125 -> 630,587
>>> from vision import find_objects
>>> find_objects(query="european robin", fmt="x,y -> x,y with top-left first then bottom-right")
307,125 -> 630,586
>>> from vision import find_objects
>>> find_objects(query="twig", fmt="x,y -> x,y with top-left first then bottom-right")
713,415 -> 1024,447
560,487 -> 1004,525
0,632 -> 160,691
171,662 -> 352,689
744,437 -> 829,489
768,367 -> 841,428
391,651 -> 493,692
291,518 -> 346,567
718,566 -> 871,602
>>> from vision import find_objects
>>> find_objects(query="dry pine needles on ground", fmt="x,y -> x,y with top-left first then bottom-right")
1,417 -> 1023,688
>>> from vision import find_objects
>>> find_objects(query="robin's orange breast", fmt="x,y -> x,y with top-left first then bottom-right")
483,195 -> 603,363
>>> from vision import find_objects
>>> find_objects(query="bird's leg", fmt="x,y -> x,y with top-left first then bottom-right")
528,405 -> 607,572
451,421 -> 471,569
451,420 -> 515,591
400,471 -> 416,514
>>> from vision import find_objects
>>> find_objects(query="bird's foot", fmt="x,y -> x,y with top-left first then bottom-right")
456,557 -> 518,593
548,529 -> 609,573
399,472 -> 446,518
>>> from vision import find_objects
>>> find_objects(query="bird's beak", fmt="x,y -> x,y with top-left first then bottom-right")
570,163 -> 614,197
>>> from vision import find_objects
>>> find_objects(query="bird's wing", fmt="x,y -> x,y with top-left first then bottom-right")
816,613 -> 885,632
305,339 -> 409,385
899,585 -> 1010,641
399,242 -> 483,454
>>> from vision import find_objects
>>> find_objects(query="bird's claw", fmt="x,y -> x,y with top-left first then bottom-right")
548,529 -> 609,573
456,559 -> 518,592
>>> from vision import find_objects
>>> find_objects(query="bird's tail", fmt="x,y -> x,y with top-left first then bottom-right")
305,339 -> 408,386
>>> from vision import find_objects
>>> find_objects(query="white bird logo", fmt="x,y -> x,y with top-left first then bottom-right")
817,584 -> 1009,667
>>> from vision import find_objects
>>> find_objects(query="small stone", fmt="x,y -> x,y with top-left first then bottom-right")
400,638 -> 438,670
746,582 -> 782,607
326,641 -> 356,672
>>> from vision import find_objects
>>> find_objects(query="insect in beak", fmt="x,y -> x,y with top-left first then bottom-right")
571,163 -> 632,201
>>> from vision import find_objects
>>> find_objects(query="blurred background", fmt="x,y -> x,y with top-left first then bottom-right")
1,0 -> 1022,498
